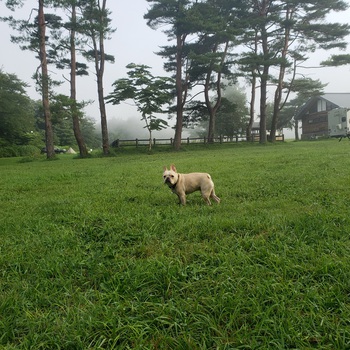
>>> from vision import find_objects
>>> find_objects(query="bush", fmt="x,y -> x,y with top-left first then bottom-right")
18,145 -> 41,156
0,145 -> 40,158
0,146 -> 18,158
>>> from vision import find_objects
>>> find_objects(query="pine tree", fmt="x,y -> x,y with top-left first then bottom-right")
239,0 -> 350,143
2,0 -> 57,158
145,0 -> 195,151
78,0 -> 115,155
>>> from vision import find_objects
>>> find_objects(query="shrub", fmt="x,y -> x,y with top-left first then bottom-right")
18,145 -> 41,156
0,145 -> 19,158
0,145 -> 41,158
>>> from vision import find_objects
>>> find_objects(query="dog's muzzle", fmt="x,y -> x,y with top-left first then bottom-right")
165,177 -> 177,189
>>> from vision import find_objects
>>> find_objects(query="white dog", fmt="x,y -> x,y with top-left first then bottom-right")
163,164 -> 220,205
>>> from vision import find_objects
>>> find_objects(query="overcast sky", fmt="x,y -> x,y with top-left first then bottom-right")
1,0 -> 350,137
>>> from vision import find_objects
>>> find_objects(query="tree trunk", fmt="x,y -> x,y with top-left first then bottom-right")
294,118 -> 299,140
206,41 -> 227,143
173,34 -> 186,151
97,69 -> 109,155
247,30 -> 258,142
100,0 -> 109,155
70,4 -> 88,157
148,130 -> 152,152
270,73 -> 283,142
38,0 -> 55,159
205,77 -> 220,143
207,110 -> 215,142
205,71 -> 215,142
270,7 -> 292,142
247,71 -> 256,142
259,65 -> 268,144
258,0 -> 270,144
90,0 -> 109,155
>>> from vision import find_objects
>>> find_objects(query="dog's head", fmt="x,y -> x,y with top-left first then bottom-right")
163,164 -> 179,187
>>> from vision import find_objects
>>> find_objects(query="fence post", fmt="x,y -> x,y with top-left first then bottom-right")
153,138 -> 156,146
136,138 -> 138,148
187,137 -> 190,144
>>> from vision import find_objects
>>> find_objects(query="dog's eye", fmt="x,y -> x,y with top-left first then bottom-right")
171,175 -> 174,178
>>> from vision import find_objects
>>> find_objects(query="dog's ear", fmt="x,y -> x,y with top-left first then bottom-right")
163,166 -> 168,171
170,164 -> 177,172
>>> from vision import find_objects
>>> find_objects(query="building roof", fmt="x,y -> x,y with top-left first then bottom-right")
295,93 -> 350,120
321,93 -> 350,108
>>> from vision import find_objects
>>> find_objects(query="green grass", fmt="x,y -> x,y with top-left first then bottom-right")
0,140 -> 350,349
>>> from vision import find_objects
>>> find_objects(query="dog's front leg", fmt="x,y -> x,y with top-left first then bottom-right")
177,193 -> 186,205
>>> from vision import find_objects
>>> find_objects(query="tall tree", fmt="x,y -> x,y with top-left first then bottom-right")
230,0 -> 278,143
2,0 -> 57,158
50,0 -> 90,157
38,0 -> 55,157
78,0 -> 115,155
269,0 -> 350,142
203,0 -> 248,142
185,0 -> 239,143
240,0 -> 350,143
69,2 -> 89,157
255,0 -> 283,143
188,36 -> 231,143
145,0 -> 194,151
236,26 -> 259,142
106,63 -> 174,151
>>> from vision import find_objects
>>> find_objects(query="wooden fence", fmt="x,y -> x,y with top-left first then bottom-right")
111,134 -> 284,148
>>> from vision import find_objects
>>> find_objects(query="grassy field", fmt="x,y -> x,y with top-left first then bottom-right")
0,140 -> 350,349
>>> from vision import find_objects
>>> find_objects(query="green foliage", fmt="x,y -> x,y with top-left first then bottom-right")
0,144 -> 40,158
77,0 -> 116,62
215,84 -> 249,137
49,94 -> 85,146
107,63 -> 174,117
321,54 -> 350,67
0,70 -> 36,144
288,78 -> 327,98
107,63 -> 174,148
185,84 -> 249,137
1,141 -> 350,348
32,95 -> 99,150
278,78 -> 327,129
145,0 -> 194,36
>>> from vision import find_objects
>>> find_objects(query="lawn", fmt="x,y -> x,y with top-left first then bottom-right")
0,140 -> 349,349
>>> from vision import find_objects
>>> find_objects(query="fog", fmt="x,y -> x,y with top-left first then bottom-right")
96,113 -> 184,143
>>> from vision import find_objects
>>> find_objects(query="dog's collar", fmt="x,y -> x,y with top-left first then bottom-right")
170,182 -> 177,190
169,174 -> 179,190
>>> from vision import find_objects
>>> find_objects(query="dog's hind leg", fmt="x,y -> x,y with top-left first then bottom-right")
200,190 -> 212,205
210,190 -> 220,203
204,196 -> 212,205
